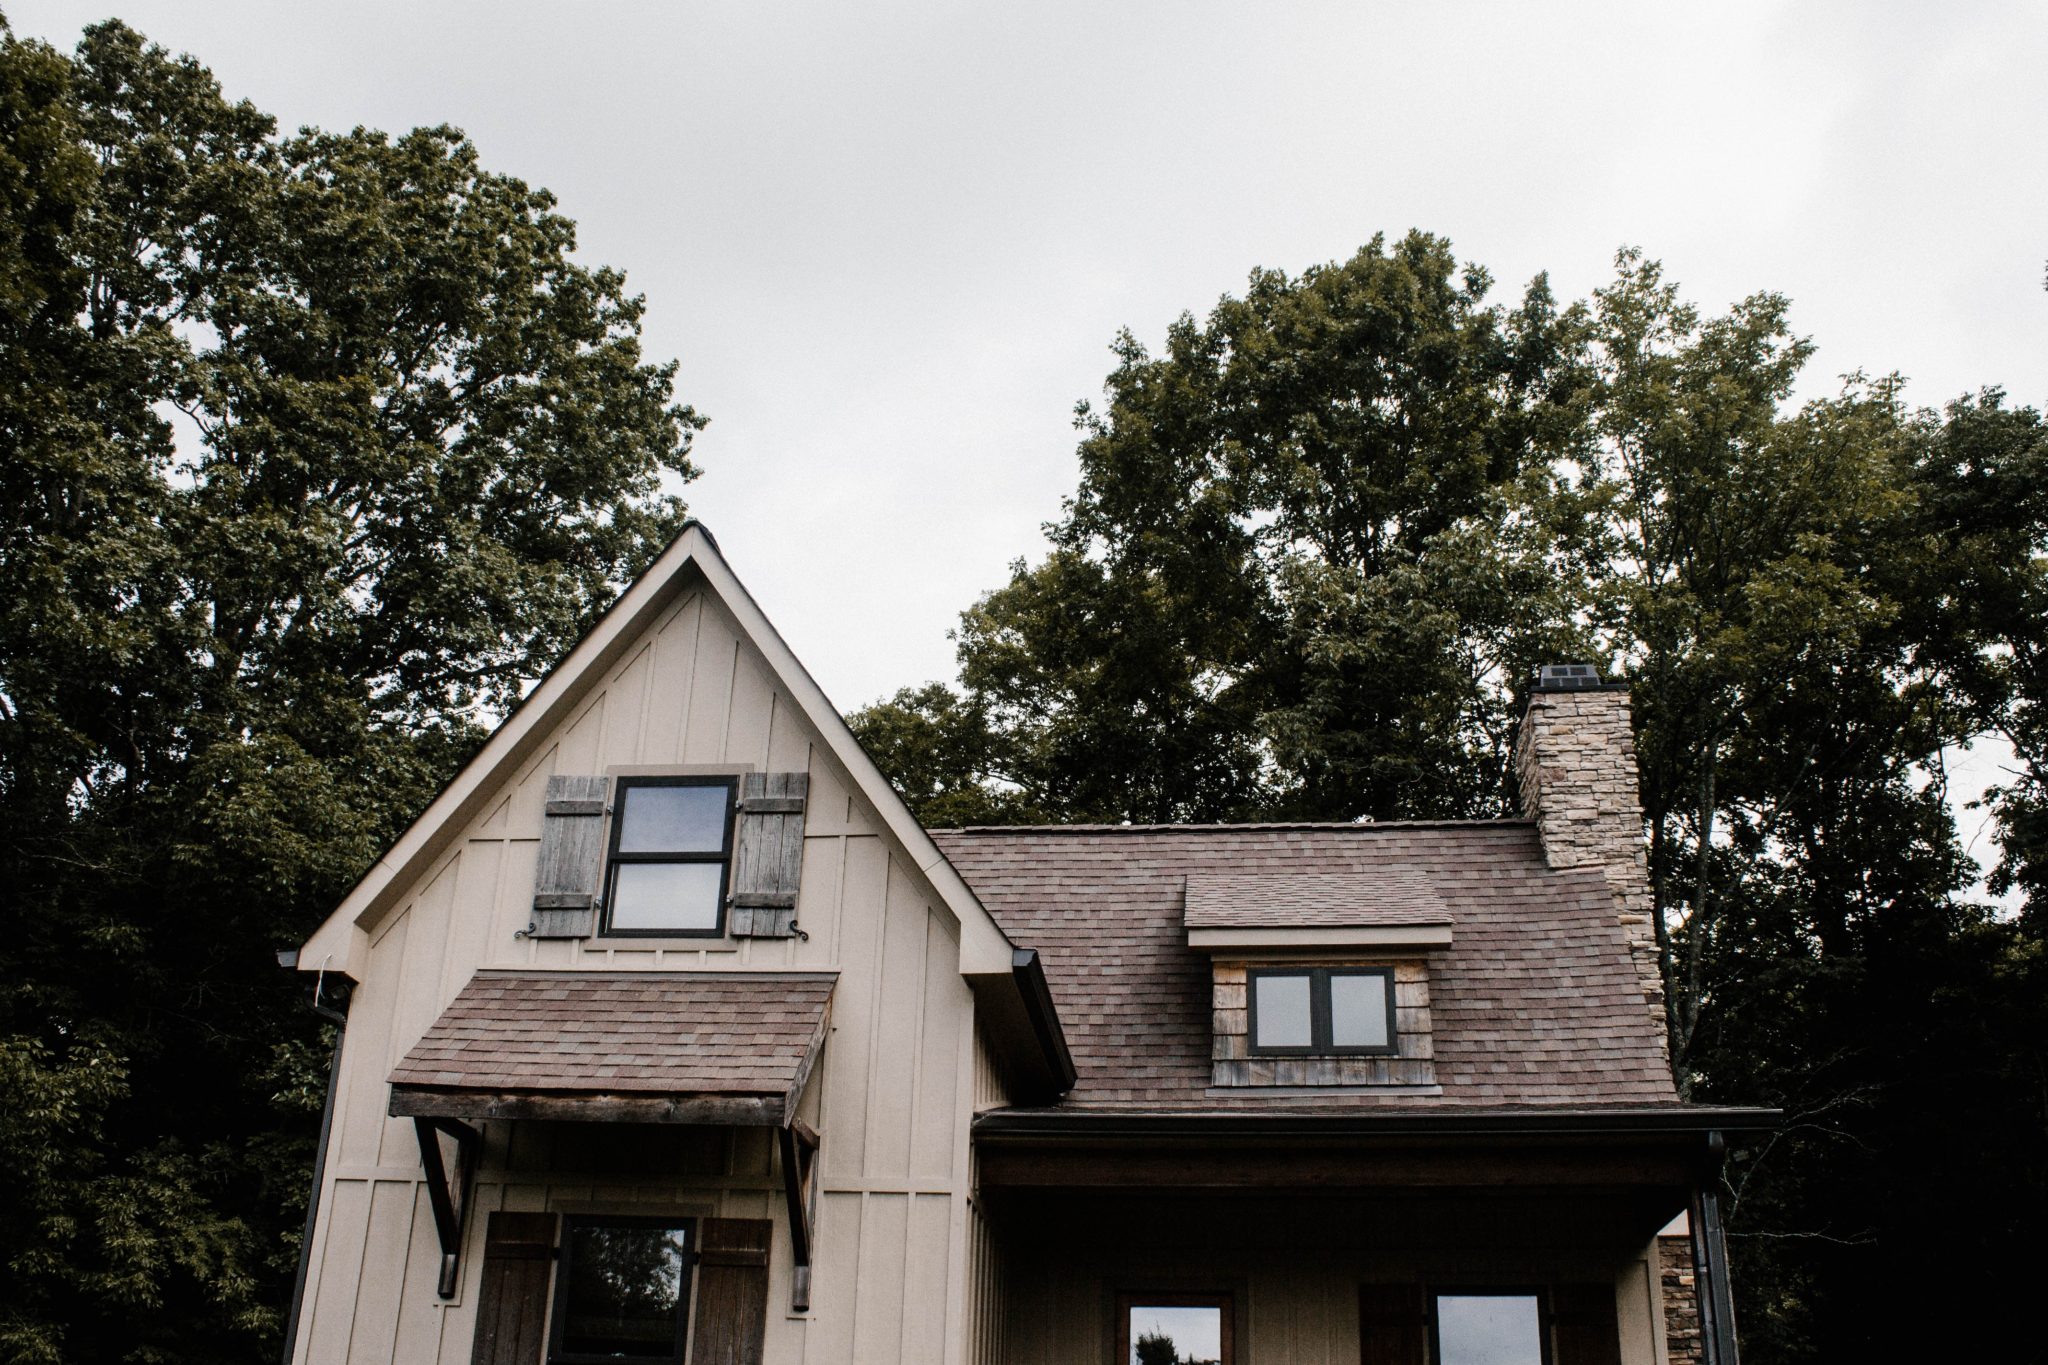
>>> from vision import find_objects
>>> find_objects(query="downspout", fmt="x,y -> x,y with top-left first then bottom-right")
1691,1131 -> 1741,1365
279,953 -> 352,1365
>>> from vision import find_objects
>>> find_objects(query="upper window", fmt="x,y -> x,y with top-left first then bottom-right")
602,776 -> 736,936
549,1216 -> 693,1363
1248,967 -> 1394,1055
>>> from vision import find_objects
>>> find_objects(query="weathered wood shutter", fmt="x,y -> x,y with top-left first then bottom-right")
728,772 -> 808,938
530,775 -> 608,938
690,1217 -> 773,1365
1358,1283 -> 1426,1365
1549,1284 -> 1622,1365
468,1211 -> 556,1365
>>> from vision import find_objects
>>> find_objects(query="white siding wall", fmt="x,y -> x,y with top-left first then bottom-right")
292,586 -> 978,1365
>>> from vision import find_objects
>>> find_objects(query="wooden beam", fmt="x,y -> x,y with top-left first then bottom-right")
411,1116 -> 480,1298
976,1143 -> 1701,1190
390,1087 -> 785,1127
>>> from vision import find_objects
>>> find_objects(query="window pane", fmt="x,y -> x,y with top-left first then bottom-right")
1436,1294 -> 1544,1365
617,784 -> 728,854
609,861 -> 723,931
1329,972 -> 1390,1048
559,1222 -> 689,1357
1129,1305 -> 1223,1365
1253,973 -> 1312,1049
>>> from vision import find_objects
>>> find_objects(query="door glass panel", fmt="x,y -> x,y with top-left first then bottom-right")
616,783 -> 729,853
558,1221 -> 690,1357
608,861 -> 722,931
1128,1304 -> 1224,1365
1252,972 -> 1312,1049
1435,1294 -> 1543,1365
1329,971 -> 1390,1048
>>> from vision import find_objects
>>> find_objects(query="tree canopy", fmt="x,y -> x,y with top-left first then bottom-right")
853,233 -> 2048,1360
0,19 -> 699,1361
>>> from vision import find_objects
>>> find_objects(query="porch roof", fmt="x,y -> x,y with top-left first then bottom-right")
386,969 -> 833,1126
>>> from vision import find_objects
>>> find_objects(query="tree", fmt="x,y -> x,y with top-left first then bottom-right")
0,19 -> 700,1361
858,239 -> 2048,1360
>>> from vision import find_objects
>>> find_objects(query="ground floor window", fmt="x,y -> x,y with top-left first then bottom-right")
1118,1291 -> 1234,1365
1432,1290 -> 1546,1365
549,1216 -> 694,1363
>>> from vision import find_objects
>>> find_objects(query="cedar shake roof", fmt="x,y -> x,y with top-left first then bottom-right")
932,822 -> 1680,1112
388,971 -> 834,1117
1183,870 -> 1452,928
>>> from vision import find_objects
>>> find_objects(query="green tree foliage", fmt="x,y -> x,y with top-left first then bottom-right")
0,19 -> 700,1361
854,237 -> 2048,1359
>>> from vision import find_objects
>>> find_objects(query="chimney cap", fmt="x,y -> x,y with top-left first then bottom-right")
1533,663 -> 1626,692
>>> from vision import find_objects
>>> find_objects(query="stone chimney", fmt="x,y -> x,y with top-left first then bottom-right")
1515,664 -> 1668,1054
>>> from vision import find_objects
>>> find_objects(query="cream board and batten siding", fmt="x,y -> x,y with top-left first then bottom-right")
292,580 -> 984,1365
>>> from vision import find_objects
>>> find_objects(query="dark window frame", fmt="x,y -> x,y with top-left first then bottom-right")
1246,966 -> 1398,1056
600,775 -> 738,939
1115,1289 -> 1236,1365
1427,1285 -> 1552,1365
546,1214 -> 696,1365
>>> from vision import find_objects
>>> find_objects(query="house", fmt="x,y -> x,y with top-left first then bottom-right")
283,523 -> 1770,1365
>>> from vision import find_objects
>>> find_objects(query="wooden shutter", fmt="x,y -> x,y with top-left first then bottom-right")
729,772 -> 808,938
691,1217 -> 772,1365
468,1212 -> 555,1365
1550,1284 -> 1622,1365
1359,1283 -> 1426,1365
530,775 -> 608,938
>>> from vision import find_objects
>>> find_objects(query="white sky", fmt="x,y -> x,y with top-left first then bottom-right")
11,1 -> 2044,878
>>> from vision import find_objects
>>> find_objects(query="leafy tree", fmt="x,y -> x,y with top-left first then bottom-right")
859,239 -> 2048,1360
0,19 -> 699,1361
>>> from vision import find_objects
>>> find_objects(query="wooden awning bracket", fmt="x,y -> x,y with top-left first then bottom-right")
413,1115 -> 482,1299
777,1118 -> 821,1312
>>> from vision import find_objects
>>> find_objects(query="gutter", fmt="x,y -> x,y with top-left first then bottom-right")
972,1105 -> 1779,1143
278,953 -> 353,1365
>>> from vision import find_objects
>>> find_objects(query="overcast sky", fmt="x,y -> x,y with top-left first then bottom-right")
12,3 -> 2046,860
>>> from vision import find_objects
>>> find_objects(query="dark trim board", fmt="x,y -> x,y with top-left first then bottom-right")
389,1087 -> 790,1127
973,1105 -> 1779,1142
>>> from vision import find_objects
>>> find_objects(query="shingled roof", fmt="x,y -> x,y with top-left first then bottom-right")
388,970 -> 835,1125
932,822 -> 1679,1112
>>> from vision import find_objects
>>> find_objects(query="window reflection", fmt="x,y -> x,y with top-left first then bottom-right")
1128,1305 -> 1224,1365
558,1221 -> 690,1359
1435,1293 -> 1543,1365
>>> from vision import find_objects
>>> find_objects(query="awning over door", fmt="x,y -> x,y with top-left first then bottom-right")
387,969 -> 835,1126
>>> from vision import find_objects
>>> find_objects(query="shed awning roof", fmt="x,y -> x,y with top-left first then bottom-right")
387,970 -> 834,1127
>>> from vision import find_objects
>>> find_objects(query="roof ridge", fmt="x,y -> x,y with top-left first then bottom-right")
934,818 -> 1538,836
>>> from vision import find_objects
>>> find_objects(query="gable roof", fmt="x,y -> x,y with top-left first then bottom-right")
932,821 -> 1681,1113
299,522 -> 1019,979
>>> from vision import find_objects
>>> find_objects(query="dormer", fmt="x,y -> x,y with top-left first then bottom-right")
1186,871 -> 1452,1092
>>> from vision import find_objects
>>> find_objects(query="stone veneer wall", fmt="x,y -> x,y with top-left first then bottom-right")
1515,686 -> 1668,1060
1658,1233 -> 1705,1365
1210,960 -> 1436,1088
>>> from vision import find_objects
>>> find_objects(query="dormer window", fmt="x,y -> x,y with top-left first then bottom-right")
1248,967 -> 1395,1055
602,776 -> 737,935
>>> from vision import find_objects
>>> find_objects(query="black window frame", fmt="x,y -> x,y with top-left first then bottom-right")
1246,966 -> 1398,1056
600,775 -> 737,939
1427,1285 -> 1551,1365
546,1214 -> 696,1365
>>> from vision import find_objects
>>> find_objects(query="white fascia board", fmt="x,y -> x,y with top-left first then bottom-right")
1186,924 -> 1455,952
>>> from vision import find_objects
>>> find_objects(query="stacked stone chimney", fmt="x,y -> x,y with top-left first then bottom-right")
1514,665 -> 1668,1058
